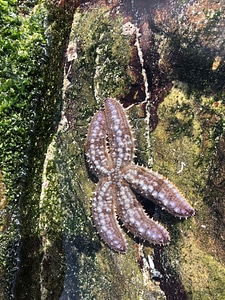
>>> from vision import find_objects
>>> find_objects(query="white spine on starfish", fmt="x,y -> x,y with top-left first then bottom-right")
92,178 -> 128,253
104,98 -> 134,168
123,165 -> 195,218
116,184 -> 170,244
85,109 -> 112,177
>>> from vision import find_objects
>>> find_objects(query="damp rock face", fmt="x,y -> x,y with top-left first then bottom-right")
1,0 -> 225,299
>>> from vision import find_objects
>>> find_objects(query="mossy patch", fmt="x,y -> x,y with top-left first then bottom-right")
180,235 -> 225,300
67,7 -> 132,105
151,81 -> 225,299
0,1 -> 49,296
0,0 -> 76,297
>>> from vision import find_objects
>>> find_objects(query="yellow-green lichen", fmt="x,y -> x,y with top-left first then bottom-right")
180,235 -> 225,299
151,81 -> 225,299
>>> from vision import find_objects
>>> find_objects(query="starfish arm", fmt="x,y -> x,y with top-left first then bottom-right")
92,178 -> 128,253
116,183 -> 170,245
123,165 -> 195,218
104,98 -> 134,168
85,109 -> 112,177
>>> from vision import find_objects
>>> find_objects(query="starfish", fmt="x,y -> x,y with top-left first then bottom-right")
85,98 -> 195,253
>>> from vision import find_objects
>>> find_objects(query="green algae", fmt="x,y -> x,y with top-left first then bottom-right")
0,0 -> 75,297
0,1 -> 49,297
13,0 -> 77,296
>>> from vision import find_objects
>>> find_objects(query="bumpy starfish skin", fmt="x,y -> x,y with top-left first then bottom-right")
123,165 -> 195,218
85,98 -> 195,253
85,109 -> 113,178
92,178 -> 128,252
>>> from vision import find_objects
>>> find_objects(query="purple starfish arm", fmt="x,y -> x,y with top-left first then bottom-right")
91,178 -> 127,253
116,183 -> 170,244
104,98 -> 135,168
123,165 -> 195,218
85,109 -> 112,177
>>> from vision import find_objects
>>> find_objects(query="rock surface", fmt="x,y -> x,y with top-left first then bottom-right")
0,0 -> 225,299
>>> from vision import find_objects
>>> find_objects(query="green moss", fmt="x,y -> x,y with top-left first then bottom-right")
0,0 -> 76,297
0,1 -> 49,296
